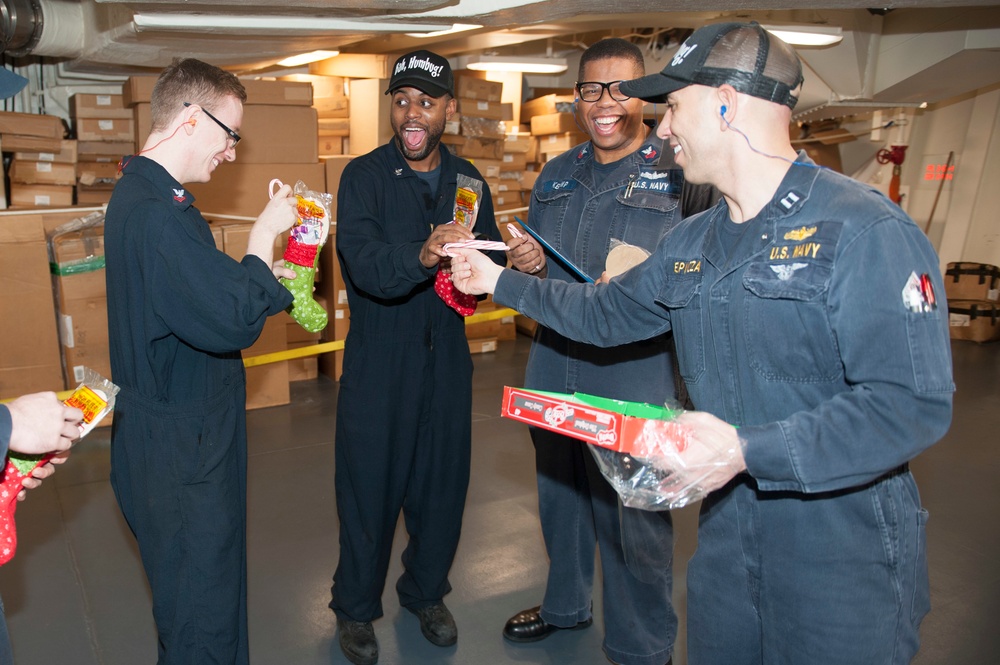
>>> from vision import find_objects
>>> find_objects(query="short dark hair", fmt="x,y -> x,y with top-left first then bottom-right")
151,58 -> 247,132
578,38 -> 645,81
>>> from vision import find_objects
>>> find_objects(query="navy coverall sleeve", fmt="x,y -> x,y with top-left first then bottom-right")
336,162 -> 437,299
742,214 -> 954,493
0,405 -> 10,459
495,253 -> 672,347
143,203 -> 292,354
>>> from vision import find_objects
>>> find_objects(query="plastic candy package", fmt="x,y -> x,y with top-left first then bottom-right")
588,410 -> 746,511
274,179 -> 333,333
452,174 -> 482,229
501,387 -> 745,511
2,368 -> 119,564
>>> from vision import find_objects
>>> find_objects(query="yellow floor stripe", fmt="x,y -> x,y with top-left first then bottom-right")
3,308 -> 522,402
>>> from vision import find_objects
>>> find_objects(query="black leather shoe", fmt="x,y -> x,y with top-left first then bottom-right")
408,602 -> 458,647
338,619 -> 378,665
502,606 -> 593,643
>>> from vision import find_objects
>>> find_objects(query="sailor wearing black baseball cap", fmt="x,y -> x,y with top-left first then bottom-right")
385,49 -> 455,98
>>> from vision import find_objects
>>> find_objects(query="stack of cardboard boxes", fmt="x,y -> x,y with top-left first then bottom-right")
71,93 -> 133,204
0,111 -> 72,207
946,262 -> 1000,343
522,92 -> 587,165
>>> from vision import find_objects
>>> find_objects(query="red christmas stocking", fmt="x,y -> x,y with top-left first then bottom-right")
434,269 -> 477,317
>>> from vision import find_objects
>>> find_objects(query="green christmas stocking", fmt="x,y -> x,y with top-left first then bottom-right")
278,182 -> 332,333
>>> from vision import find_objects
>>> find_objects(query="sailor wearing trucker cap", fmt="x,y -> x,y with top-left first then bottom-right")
449,22 -> 953,664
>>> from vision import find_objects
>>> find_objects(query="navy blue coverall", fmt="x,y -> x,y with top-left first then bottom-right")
330,140 -> 503,621
105,156 -> 293,664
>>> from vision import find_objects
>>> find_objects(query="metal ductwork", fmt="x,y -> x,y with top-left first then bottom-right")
1,0 -> 42,57
1,0 -> 83,58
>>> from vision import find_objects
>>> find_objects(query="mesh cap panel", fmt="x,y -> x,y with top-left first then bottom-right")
619,22 -> 804,109
702,25 -> 803,108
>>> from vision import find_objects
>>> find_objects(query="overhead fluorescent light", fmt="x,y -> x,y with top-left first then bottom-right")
277,50 -> 339,67
458,55 -> 567,74
132,13 -> 452,35
406,24 -> 482,39
765,25 -> 844,47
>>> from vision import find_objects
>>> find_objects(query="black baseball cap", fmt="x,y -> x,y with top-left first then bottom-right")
0,67 -> 28,99
620,22 -> 804,110
385,50 -> 454,98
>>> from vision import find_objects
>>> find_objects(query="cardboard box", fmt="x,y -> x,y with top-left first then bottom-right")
0,213 -> 64,397
0,134 -> 63,153
10,184 -> 74,207
318,136 -> 345,156
278,74 -> 348,117
77,161 -> 121,186
530,112 -> 578,136
71,94 -> 132,119
14,139 -> 78,164
318,117 -> 350,137
348,78 -> 393,156
504,133 -> 534,153
460,116 -> 505,139
519,94 -> 575,121
132,103 -> 319,164
538,132 -> 589,155
221,222 -> 291,409
944,262 -> 999,302
75,186 -> 114,205
502,386 -> 680,454
185,162 -> 326,218
10,159 -> 77,186
468,337 -> 498,354
324,156 -> 355,219
468,158 -> 502,179
122,76 -> 313,107
76,118 -> 135,143
452,136 -> 504,160
502,152 -> 528,171
949,299 -> 1000,343
0,111 -> 65,139
77,141 -> 132,162
49,212 -> 112,387
458,98 -> 505,121
455,75 -> 503,102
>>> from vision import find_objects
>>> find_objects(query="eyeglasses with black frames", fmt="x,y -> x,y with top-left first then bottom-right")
183,101 -> 241,148
575,81 -> 631,103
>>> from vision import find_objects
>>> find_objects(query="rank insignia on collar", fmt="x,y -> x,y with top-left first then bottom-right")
172,188 -> 187,203
394,168 -> 403,176
640,145 -> 658,161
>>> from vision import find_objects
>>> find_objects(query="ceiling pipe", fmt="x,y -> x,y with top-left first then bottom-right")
1,0 -> 84,58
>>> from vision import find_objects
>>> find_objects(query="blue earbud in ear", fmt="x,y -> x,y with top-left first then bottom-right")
720,105 -> 727,116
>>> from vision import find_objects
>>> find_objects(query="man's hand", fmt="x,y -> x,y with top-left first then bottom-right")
246,183 -> 298,266
6,392 -> 82,456
506,235 -> 546,277
18,452 -> 70,501
448,248 -> 504,295
272,259 -> 296,281
622,410 -> 747,510
420,222 -> 475,269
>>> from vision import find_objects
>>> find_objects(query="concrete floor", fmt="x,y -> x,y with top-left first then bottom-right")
1,334 -> 996,664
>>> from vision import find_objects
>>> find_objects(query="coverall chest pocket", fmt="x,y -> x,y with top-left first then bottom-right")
655,272 -> 704,383
533,182 -> 576,227
742,261 -> 841,382
612,188 -> 681,251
